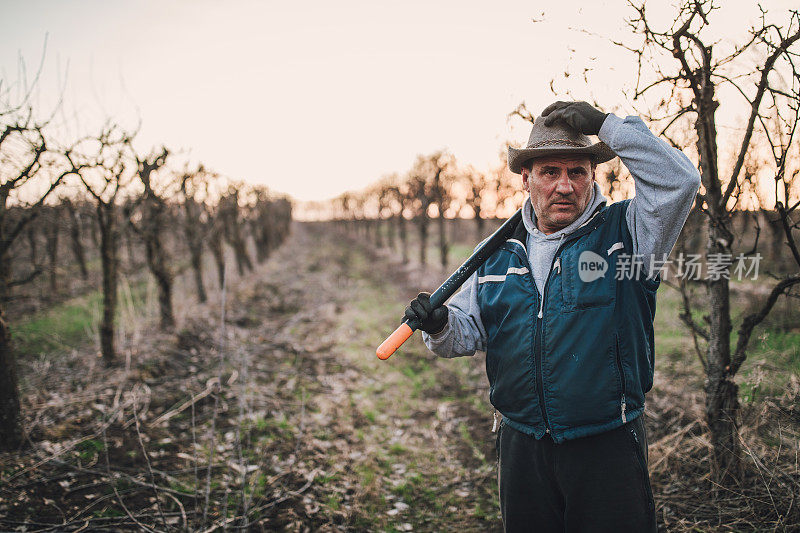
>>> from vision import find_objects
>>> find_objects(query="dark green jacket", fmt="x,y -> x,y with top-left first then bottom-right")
477,200 -> 658,443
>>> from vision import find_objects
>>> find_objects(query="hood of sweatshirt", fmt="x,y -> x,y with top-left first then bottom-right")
522,181 -> 608,243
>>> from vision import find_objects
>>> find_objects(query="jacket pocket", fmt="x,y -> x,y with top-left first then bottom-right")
561,246 -> 616,310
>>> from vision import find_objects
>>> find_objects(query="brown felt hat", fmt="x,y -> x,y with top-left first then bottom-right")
507,114 -> 616,174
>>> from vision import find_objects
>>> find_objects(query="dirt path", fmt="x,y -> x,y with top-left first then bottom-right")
1,222 -> 502,532
235,221 -> 502,530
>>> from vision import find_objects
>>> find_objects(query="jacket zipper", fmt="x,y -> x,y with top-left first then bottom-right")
614,334 -> 627,423
519,205 -> 606,437
533,242 -> 569,435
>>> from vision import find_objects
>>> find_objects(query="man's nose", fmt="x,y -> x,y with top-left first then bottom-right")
555,173 -> 573,195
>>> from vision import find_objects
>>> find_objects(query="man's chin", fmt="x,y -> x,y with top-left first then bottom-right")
548,211 -> 580,228
550,206 -> 577,218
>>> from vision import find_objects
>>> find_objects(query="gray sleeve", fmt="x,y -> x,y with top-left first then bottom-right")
421,270 -> 487,358
598,113 -> 701,276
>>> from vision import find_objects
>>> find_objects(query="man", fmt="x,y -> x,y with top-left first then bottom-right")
404,101 -> 701,532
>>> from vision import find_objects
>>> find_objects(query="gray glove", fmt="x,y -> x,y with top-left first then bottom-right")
541,101 -> 608,136
404,292 -> 448,334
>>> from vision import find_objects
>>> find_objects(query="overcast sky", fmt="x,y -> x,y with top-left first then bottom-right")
1,1 -> 793,201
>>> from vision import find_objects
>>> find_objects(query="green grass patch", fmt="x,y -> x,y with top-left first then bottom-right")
326,493 -> 342,510
93,507 -> 124,518
388,442 -> 407,456
13,291 -> 102,357
77,438 -> 106,461
13,277 -> 150,358
355,463 -> 377,486
250,412 -> 295,442
318,471 -> 340,485
654,282 -> 800,402
169,480 -> 194,494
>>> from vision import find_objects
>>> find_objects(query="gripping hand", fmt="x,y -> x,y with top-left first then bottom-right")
541,101 -> 608,136
403,292 -> 448,334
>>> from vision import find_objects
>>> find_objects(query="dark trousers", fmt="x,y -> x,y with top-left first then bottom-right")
496,415 -> 656,533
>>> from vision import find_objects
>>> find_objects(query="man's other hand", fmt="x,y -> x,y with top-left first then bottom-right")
541,101 -> 608,136
404,292 -> 448,334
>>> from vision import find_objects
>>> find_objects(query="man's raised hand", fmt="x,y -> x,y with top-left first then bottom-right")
541,101 -> 608,136
404,292 -> 448,334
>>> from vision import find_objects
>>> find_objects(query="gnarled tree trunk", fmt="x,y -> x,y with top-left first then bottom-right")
97,203 -> 119,362
182,198 -> 207,303
0,254 -> 23,450
208,225 -> 226,290
437,212 -> 448,269
142,224 -> 174,330
65,201 -> 89,280
44,208 -> 60,294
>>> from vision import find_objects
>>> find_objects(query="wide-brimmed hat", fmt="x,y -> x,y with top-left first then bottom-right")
507,114 -> 616,174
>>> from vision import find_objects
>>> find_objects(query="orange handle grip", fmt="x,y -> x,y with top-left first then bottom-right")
376,322 -> 414,360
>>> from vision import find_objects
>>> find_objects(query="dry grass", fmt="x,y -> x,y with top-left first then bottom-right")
646,372 -> 800,531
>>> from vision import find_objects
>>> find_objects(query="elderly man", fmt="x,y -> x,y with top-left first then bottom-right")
404,101 -> 700,532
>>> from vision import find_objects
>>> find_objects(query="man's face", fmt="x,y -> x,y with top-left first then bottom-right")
521,155 -> 595,234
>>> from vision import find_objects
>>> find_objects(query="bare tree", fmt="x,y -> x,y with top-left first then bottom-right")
375,184 -> 391,249
395,182 -> 412,262
617,1 -> 800,481
219,186 -> 253,277
378,177 -> 402,251
405,152 -> 450,266
265,196 -> 292,254
0,108 -> 74,449
25,222 -> 39,275
63,197 -> 90,280
179,165 -> 211,303
248,186 -> 291,263
127,147 -> 174,330
351,193 -> 367,241
332,192 -> 353,237
207,203 -> 227,290
406,173 -> 431,266
430,153 -> 455,269
41,205 -> 61,294
486,159 -> 520,219
462,167 -> 489,241
120,201 -> 138,271
70,124 -> 133,364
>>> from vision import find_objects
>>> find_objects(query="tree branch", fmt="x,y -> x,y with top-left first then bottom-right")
776,201 -> 800,267
6,166 -> 75,246
8,268 -> 42,288
723,25 -> 800,206
664,274 -> 709,372
730,275 -> 800,375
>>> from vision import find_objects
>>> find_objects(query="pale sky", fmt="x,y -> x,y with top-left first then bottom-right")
1,1 -> 793,202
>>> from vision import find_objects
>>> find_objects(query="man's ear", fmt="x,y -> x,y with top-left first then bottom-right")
522,168 -> 531,192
